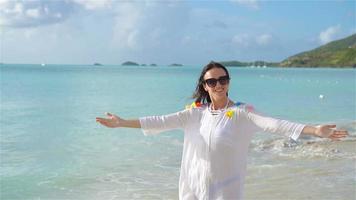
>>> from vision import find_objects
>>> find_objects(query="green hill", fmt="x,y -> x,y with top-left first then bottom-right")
280,34 -> 356,68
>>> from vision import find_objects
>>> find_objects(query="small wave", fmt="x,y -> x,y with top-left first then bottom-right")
340,121 -> 356,135
250,164 -> 285,169
36,172 -> 59,186
251,137 -> 356,159
154,163 -> 179,170
251,121 -> 356,159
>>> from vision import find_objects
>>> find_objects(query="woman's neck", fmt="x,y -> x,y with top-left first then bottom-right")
210,97 -> 230,110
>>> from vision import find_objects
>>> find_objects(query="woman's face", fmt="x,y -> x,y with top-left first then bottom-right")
203,67 -> 230,101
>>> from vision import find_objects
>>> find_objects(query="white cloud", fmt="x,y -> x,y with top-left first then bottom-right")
0,0 -> 76,27
55,13 -> 62,19
190,7 -> 231,27
232,33 -> 250,47
1,0 -> 193,64
111,1 -> 189,55
181,35 -> 192,45
0,0 -> 113,28
319,25 -> 341,44
230,0 -> 259,10
256,34 -> 272,45
24,28 -> 37,39
127,30 -> 140,50
72,0 -> 112,10
112,2 -> 142,50
205,20 -> 228,29
10,2 -> 23,14
26,8 -> 40,18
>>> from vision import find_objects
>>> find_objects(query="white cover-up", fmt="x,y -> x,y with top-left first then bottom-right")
139,102 -> 305,200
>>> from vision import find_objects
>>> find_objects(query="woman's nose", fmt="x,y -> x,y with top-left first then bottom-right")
215,81 -> 223,88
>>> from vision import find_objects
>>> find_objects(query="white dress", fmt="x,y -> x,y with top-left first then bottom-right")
139,102 -> 305,200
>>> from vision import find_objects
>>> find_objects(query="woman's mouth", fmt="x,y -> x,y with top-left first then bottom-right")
214,89 -> 225,93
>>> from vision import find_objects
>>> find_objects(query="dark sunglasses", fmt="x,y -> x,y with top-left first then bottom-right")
204,75 -> 230,88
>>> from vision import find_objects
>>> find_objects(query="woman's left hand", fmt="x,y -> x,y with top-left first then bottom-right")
314,124 -> 349,140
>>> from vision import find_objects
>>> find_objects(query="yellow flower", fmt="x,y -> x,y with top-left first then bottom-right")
226,110 -> 235,118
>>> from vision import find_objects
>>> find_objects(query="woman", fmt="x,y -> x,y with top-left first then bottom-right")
96,61 -> 348,200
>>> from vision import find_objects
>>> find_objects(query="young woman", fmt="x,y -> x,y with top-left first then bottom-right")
96,61 -> 348,200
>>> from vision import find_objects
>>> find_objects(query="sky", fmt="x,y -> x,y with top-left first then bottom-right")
0,0 -> 355,65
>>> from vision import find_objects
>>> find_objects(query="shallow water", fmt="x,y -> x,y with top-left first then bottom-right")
1,64 -> 355,199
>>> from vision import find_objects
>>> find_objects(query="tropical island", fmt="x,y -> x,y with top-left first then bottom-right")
121,61 -> 160,66
219,60 -> 278,67
118,34 -> 355,68
280,34 -> 355,67
170,63 -> 183,66
122,61 -> 139,66
220,33 -> 356,68
121,61 -> 182,67
93,63 -> 102,66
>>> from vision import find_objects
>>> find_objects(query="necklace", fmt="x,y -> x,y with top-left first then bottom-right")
209,99 -> 230,115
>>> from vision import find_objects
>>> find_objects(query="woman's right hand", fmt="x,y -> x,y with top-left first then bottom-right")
96,112 -> 123,128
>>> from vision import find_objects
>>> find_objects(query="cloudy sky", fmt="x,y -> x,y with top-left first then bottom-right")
0,0 -> 355,65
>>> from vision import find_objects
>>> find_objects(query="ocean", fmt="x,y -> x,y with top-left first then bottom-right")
1,64 -> 355,199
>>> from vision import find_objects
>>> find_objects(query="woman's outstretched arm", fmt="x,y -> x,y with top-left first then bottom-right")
301,125 -> 348,140
243,105 -> 349,141
96,112 -> 141,128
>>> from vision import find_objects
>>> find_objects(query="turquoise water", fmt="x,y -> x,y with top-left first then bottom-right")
1,64 -> 355,199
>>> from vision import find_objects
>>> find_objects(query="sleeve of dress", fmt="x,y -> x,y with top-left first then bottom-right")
139,109 -> 192,136
243,105 -> 306,141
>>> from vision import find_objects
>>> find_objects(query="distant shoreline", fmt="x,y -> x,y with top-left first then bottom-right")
1,63 -> 355,69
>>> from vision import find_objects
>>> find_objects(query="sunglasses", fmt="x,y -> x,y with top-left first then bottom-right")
204,75 -> 230,88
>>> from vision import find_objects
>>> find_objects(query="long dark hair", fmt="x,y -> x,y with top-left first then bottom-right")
192,61 -> 230,104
